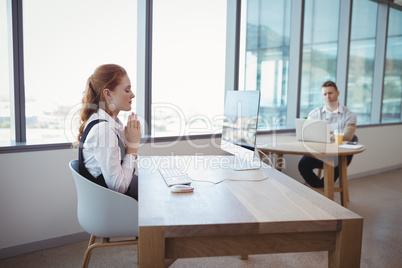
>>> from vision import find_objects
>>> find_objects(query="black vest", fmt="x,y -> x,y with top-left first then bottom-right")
78,119 -> 125,188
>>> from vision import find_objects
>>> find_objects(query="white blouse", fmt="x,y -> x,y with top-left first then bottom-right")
82,109 -> 137,194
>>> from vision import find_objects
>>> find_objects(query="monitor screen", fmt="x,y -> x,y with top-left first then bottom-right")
221,90 -> 261,169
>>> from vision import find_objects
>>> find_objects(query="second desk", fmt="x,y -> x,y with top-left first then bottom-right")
258,134 -> 366,207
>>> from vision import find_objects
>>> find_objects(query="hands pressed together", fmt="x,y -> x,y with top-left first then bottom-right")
124,112 -> 141,158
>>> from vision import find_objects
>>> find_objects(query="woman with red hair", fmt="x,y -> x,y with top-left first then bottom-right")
77,64 -> 141,200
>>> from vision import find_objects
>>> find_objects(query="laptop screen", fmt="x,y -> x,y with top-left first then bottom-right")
295,118 -> 330,143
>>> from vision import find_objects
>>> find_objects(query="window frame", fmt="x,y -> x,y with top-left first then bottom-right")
11,0 -> 26,143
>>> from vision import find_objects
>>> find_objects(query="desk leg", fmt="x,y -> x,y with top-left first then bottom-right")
338,156 -> 349,207
323,157 -> 335,200
329,218 -> 363,268
240,254 -> 249,260
139,226 -> 165,268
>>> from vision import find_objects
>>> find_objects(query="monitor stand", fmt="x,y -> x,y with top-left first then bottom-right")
230,153 -> 261,171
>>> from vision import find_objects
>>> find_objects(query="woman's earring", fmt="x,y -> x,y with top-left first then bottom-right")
109,103 -> 116,111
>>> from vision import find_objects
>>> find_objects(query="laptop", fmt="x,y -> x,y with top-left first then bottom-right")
295,118 -> 331,143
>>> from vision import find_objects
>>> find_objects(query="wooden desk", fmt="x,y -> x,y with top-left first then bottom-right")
257,135 -> 366,207
138,155 -> 363,267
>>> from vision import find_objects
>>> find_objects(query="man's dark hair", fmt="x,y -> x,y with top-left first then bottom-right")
321,81 -> 338,91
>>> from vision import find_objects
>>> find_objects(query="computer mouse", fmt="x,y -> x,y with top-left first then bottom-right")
170,185 -> 194,193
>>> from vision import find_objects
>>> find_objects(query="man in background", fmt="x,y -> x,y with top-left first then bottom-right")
298,81 -> 357,188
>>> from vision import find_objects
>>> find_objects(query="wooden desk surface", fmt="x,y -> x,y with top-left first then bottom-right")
257,134 -> 366,157
138,155 -> 364,267
139,155 -> 361,233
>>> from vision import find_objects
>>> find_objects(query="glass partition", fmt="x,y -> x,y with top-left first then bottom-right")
241,0 -> 291,130
300,0 -> 340,118
0,0 -> 12,145
382,7 -> 402,123
151,0 -> 227,137
23,0 -> 137,144
347,0 -> 378,124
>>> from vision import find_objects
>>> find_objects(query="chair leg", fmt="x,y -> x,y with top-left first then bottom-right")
88,235 -> 96,247
81,235 -> 138,268
82,235 -> 96,268
342,174 -> 350,202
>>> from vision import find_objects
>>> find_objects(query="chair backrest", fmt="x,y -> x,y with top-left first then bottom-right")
69,160 -> 138,238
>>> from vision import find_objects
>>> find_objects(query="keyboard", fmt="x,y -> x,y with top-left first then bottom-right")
158,167 -> 192,187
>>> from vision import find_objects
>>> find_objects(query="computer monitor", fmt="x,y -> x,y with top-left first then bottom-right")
221,90 -> 261,170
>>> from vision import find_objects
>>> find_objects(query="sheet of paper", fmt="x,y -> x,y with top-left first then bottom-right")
338,144 -> 364,149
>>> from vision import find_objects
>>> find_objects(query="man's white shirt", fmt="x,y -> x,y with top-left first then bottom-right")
308,103 -> 356,132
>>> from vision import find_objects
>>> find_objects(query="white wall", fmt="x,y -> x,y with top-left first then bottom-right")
0,136 -> 225,252
0,125 -> 401,255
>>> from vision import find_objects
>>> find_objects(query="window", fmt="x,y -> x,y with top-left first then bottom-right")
0,0 -> 12,145
382,7 -> 402,123
240,0 -> 291,130
347,0 -> 378,125
151,0 -> 227,137
300,0 -> 340,118
2,0 -> 402,152
22,0 -> 137,144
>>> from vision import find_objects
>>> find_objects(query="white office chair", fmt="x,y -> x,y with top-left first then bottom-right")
69,160 -> 139,268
